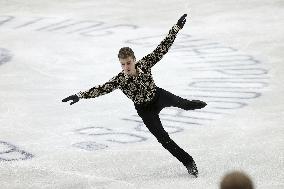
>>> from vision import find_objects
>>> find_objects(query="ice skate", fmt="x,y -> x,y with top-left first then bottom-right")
186,160 -> 198,178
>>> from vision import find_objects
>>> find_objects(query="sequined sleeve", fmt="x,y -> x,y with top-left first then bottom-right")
140,24 -> 181,69
76,74 -> 121,99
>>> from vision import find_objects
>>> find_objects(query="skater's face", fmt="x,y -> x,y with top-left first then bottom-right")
119,56 -> 137,76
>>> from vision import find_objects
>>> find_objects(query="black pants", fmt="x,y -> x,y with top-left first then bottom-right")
134,87 -> 206,166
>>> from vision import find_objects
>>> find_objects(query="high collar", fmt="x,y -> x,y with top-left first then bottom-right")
124,66 -> 144,79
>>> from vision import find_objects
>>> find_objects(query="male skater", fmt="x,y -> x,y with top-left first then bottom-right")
62,14 -> 207,177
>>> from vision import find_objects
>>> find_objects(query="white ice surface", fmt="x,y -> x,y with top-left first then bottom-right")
0,0 -> 283,189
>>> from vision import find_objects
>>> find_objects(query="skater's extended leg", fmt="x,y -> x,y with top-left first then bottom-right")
156,87 -> 207,111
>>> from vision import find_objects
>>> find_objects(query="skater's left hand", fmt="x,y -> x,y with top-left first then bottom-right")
62,94 -> 79,105
177,14 -> 187,29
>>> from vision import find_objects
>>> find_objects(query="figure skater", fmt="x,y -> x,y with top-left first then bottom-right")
62,14 -> 207,177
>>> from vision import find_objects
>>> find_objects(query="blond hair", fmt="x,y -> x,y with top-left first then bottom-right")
118,47 -> 136,59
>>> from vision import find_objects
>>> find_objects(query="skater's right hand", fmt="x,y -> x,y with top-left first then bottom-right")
62,95 -> 79,105
177,14 -> 187,29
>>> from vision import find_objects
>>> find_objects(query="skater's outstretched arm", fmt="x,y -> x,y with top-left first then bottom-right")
62,73 -> 122,105
140,14 -> 187,69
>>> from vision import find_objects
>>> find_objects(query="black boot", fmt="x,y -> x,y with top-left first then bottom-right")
186,160 -> 198,178
184,100 -> 207,110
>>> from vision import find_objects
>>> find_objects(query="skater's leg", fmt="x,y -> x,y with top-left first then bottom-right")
157,87 -> 207,111
137,109 -> 193,166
